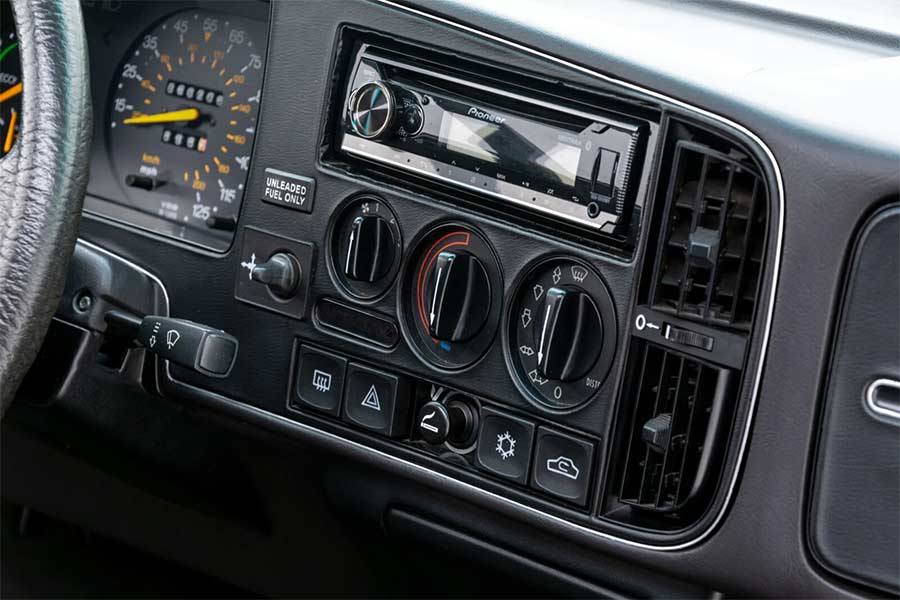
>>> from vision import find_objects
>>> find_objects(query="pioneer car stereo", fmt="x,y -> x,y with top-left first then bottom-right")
335,44 -> 649,240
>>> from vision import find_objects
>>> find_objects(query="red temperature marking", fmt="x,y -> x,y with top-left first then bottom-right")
415,231 -> 471,334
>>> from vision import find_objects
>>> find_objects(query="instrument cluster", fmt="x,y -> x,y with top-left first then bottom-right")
82,2 -> 269,251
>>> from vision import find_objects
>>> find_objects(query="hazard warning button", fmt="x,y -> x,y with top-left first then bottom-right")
342,363 -> 411,438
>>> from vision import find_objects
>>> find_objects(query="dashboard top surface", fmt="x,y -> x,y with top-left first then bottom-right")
421,0 -> 900,154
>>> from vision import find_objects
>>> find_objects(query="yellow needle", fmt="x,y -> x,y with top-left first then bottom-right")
4,108 -> 17,153
0,82 -> 22,104
122,107 -> 200,125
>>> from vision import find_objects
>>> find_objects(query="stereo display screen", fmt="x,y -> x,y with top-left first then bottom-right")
438,111 -> 582,187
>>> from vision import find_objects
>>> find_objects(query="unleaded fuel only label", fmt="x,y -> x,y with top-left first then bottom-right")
261,168 -> 315,213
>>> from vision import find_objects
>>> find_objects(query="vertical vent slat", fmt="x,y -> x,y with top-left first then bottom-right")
673,363 -> 704,506
637,350 -> 670,505
654,356 -> 686,509
618,343 -> 733,514
676,155 -> 711,316
653,142 -> 767,331
703,165 -> 735,320
730,176 -> 761,322
618,343 -> 655,505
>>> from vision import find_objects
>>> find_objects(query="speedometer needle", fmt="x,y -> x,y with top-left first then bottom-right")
3,108 -> 16,153
0,82 -> 22,104
122,108 -> 200,125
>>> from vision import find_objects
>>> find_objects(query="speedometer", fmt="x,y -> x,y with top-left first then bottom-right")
107,10 -> 266,249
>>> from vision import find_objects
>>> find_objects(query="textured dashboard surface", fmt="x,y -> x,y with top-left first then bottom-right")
10,0 -> 895,597
425,0 -> 900,152
399,0 -> 899,595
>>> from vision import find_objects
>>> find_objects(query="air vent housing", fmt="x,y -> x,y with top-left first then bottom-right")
619,343 -> 736,513
603,121 -> 772,538
651,141 -> 767,331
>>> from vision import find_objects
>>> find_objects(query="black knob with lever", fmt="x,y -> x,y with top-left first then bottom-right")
250,252 -> 301,298
425,250 -> 491,342
344,215 -> 396,283
535,286 -> 603,381
105,311 -> 238,378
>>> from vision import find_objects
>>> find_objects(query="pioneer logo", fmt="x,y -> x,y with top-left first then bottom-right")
467,106 -> 506,125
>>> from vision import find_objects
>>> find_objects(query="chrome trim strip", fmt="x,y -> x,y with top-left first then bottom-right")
341,135 -> 617,230
864,378 -> 900,425
369,0 -> 786,551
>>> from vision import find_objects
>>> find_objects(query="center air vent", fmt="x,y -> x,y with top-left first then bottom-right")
618,343 -> 736,513
651,141 -> 767,331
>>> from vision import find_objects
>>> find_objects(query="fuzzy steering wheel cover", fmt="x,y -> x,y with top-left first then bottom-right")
0,0 -> 92,414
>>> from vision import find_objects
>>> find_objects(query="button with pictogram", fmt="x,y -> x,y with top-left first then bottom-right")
292,345 -> 347,416
475,408 -> 535,484
341,363 -> 410,437
530,427 -> 594,506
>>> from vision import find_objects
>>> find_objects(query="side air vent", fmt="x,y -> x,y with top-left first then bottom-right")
619,343 -> 736,513
651,141 -> 767,331
604,120 -> 772,540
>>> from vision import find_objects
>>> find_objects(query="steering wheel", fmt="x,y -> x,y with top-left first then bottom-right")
0,0 -> 92,415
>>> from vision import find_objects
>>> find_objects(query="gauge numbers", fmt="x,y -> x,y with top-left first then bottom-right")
108,10 -> 266,248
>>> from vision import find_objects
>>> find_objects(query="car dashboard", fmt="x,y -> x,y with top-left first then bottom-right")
2,0 -> 898,597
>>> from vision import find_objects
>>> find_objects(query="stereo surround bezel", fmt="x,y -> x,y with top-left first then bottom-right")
323,31 -> 659,259
339,47 -> 648,235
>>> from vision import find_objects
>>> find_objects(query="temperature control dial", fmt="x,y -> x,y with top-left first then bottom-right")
401,224 -> 502,370
507,257 -> 616,410
424,251 -> 491,342
330,196 -> 402,300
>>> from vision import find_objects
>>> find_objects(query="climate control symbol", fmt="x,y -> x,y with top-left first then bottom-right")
330,196 -> 401,300
401,224 -> 502,370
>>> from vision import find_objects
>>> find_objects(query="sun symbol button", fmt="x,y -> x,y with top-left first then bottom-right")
496,431 -> 516,460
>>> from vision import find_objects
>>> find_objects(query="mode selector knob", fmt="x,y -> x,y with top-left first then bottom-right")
344,215 -> 396,283
349,81 -> 396,140
535,286 -> 603,382
425,251 -> 491,343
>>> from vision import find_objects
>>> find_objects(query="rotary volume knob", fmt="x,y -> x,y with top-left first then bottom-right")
349,81 -> 395,139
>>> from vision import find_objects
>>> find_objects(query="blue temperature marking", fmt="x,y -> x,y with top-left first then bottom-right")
439,341 -> 452,352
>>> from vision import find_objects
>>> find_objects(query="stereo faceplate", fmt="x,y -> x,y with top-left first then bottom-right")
336,46 -> 648,247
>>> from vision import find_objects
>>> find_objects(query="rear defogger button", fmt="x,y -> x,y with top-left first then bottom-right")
293,345 -> 347,416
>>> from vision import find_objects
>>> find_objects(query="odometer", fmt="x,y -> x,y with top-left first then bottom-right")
107,10 -> 266,249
